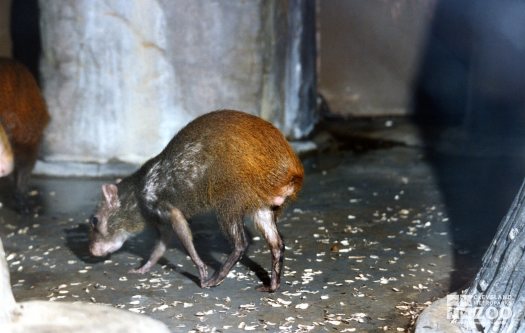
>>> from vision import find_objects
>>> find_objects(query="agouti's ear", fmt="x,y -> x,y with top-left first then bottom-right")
102,184 -> 120,208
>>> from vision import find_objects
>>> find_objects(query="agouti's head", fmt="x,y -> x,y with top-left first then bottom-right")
89,184 -> 141,257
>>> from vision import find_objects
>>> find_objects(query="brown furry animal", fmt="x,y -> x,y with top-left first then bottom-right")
0,58 -> 50,211
89,110 -> 303,292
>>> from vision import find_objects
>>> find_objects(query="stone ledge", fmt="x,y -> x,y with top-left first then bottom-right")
415,295 -> 462,333
0,237 -> 170,333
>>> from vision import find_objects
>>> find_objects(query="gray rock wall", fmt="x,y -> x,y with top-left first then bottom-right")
318,0 -> 435,116
39,0 -> 316,167
0,0 -> 11,57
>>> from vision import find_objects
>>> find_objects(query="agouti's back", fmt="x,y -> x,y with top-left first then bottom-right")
0,58 -> 49,148
149,110 -> 304,216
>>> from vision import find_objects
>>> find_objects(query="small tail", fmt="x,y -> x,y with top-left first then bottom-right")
289,174 -> 304,199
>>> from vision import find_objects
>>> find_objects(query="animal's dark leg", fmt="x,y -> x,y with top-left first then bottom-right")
202,214 -> 248,288
169,207 -> 208,285
13,143 -> 38,192
13,143 -> 38,214
129,228 -> 169,274
254,207 -> 284,292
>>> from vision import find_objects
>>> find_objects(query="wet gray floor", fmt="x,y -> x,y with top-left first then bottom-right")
1,117 -> 515,332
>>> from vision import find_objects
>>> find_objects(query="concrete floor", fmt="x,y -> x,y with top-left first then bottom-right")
1,117 -> 516,332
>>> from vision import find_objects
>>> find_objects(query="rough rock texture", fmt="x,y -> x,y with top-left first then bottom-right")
318,0 -> 435,117
283,0 -> 317,139
0,237 -> 170,333
416,179 -> 525,332
3,301 -> 171,333
0,238 -> 17,324
39,0 -> 316,167
456,179 -> 525,332
40,0 -> 189,164
415,295 -> 462,333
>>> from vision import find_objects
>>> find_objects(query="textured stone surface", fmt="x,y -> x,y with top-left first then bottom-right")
318,0 -> 435,116
282,0 -> 317,138
2,301 -> 171,333
1,237 -> 170,333
0,238 -> 17,325
415,296 -> 462,333
40,0 -> 316,167
416,180 -> 525,333
40,0 -> 189,164
457,179 -> 525,332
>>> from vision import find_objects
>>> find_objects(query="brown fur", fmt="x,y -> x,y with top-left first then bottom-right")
168,110 -> 304,215
0,58 -> 49,197
89,110 -> 304,292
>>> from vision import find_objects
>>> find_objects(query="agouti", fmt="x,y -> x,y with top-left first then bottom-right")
89,110 -> 304,292
0,58 -> 50,210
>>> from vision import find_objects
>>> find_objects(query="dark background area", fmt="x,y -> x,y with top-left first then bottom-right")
412,1 -> 525,291
10,0 -> 41,83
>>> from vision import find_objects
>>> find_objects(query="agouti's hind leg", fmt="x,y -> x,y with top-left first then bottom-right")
202,214 -> 248,288
254,207 -> 284,292
13,143 -> 39,214
13,143 -> 38,192
169,207 -> 208,285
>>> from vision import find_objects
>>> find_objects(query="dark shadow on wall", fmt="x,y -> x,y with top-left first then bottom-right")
412,0 -> 525,292
10,0 -> 42,83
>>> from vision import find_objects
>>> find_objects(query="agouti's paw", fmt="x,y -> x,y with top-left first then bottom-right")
200,274 -> 222,289
256,283 -> 279,293
200,278 -> 216,289
14,192 -> 34,215
129,266 -> 150,274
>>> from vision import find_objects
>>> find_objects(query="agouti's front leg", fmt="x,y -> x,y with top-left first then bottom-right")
130,237 -> 167,274
169,207 -> 208,284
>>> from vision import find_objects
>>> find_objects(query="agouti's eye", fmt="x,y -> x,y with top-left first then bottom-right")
90,215 -> 99,228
